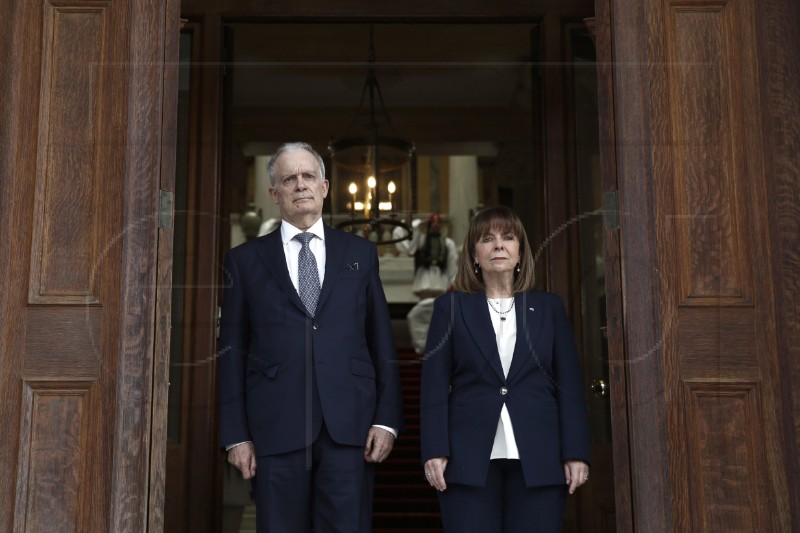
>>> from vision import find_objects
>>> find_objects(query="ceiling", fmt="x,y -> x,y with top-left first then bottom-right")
226,22 -> 539,155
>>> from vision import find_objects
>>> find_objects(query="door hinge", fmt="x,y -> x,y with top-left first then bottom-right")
603,190 -> 619,230
159,190 -> 174,229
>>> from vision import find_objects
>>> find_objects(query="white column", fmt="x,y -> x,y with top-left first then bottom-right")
448,155 -> 479,246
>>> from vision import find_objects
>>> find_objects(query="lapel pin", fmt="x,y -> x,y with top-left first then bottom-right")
347,262 -> 359,271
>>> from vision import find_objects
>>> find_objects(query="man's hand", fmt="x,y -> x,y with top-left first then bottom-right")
228,442 -> 257,479
363,427 -> 395,463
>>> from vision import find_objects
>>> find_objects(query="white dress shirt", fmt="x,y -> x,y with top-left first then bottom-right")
280,218 -> 326,291
487,297 -> 520,460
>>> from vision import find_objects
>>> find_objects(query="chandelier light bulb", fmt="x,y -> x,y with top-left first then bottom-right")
327,27 -> 414,245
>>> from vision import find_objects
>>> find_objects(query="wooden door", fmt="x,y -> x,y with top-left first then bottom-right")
0,1 -> 180,531
537,16 -> 622,531
170,4 -> 601,531
600,0 -> 800,530
163,17 -> 227,533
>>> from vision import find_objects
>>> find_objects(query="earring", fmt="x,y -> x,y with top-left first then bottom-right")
515,263 -> 521,274
473,262 -> 480,275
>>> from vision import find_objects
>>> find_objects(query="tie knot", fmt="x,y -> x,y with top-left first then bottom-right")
294,232 -> 314,246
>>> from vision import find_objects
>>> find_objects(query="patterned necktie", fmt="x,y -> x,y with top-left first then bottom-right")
293,232 -> 321,316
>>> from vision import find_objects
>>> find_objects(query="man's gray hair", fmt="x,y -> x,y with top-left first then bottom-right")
267,142 -> 326,186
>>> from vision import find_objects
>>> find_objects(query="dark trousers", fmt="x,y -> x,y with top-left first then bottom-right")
252,424 -> 374,533
438,459 -> 566,533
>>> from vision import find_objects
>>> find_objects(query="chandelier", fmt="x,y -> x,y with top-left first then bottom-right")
328,26 -> 415,245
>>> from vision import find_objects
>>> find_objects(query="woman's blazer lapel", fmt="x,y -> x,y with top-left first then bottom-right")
506,291 -> 543,382
462,290 -> 506,382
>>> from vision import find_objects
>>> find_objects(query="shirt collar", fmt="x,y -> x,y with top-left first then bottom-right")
280,217 -> 325,245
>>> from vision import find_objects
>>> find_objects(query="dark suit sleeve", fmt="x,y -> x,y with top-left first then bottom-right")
364,244 -> 404,431
217,250 -> 253,449
420,293 -> 455,462
551,295 -> 591,464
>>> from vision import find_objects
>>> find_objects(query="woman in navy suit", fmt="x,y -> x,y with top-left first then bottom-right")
420,206 -> 590,533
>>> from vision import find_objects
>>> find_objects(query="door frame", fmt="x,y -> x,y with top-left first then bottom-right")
593,0 -> 634,530
161,13 -> 227,533
149,2 -> 183,531
170,4 -> 634,532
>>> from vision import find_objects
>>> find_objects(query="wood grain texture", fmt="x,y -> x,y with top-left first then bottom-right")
649,0 -> 792,530
609,0 -> 796,529
0,2 -> 114,531
148,0 -> 181,530
28,5 -> 108,305
0,1 -> 43,528
664,2 -> 753,306
609,0 -> 673,529
23,307 -> 101,378
594,0 -> 634,528
677,307 -> 756,379
684,381 -> 769,532
1,0 -> 175,531
14,381 -> 92,533
108,0 -> 173,530
756,0 -> 800,525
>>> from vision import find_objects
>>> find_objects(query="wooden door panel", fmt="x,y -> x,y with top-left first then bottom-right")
0,1 -> 178,531
606,0 -> 799,529
3,4 -> 118,532
14,381 -> 94,532
676,308 -> 757,378
23,308 -> 102,376
682,382 -> 771,531
28,5 -> 109,306
661,1 -> 757,309
653,1 -> 787,530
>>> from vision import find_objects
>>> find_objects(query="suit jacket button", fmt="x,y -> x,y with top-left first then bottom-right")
500,387 -> 508,395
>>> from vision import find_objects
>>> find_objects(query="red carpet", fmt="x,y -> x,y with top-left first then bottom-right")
372,350 -> 443,532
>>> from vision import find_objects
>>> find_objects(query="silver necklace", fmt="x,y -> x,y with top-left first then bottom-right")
486,297 -> 514,321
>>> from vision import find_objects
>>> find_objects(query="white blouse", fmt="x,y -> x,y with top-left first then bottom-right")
487,297 -> 520,460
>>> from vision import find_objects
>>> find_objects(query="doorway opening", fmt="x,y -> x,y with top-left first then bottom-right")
166,20 -> 615,533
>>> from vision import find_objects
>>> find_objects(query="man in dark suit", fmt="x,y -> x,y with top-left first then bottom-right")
217,142 -> 403,532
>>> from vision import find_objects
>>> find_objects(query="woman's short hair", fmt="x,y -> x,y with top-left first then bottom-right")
453,206 -> 536,293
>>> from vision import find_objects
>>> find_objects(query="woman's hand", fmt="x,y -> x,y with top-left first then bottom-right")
424,457 -> 449,492
563,460 -> 590,494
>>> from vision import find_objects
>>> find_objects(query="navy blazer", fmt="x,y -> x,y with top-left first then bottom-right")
217,223 -> 404,456
420,290 -> 590,488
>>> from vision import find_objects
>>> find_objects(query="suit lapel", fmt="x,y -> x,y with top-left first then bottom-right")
254,227 -> 308,316
507,291 -> 542,382
463,290 -> 506,381
316,225 -> 348,314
